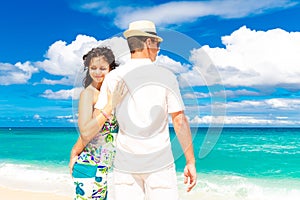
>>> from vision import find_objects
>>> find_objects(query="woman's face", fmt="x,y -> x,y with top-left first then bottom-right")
89,56 -> 110,84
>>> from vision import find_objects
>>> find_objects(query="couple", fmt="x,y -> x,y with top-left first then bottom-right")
69,20 -> 197,200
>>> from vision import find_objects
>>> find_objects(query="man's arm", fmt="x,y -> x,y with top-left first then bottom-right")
171,110 -> 197,192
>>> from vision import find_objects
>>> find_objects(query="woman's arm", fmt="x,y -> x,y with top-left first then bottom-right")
78,89 -> 112,146
69,81 -> 127,174
69,89 -> 111,174
80,80 -> 127,145
69,136 -> 84,174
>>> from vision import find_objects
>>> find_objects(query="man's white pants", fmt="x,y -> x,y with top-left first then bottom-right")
111,164 -> 179,200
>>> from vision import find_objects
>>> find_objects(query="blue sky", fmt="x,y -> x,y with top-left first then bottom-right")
1,0 -> 300,127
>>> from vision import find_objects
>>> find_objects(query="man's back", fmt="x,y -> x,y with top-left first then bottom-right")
99,58 -> 184,173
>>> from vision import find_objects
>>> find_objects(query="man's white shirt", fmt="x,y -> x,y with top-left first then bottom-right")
95,58 -> 184,173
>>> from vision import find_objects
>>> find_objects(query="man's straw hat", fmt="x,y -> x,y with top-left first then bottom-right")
123,20 -> 163,42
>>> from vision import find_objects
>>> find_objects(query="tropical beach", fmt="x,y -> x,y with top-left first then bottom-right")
1,1 -> 300,200
1,127 -> 300,200
0,186 -> 71,200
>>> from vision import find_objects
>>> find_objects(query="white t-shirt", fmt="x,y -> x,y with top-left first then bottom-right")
95,58 -> 184,173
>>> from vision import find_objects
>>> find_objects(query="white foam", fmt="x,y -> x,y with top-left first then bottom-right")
177,173 -> 300,200
1,163 -> 300,200
0,162 -> 73,196
227,143 -> 300,155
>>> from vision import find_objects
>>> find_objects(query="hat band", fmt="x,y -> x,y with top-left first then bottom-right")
145,31 -> 157,36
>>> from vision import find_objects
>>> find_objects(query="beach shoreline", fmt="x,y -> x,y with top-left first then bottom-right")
0,184 -> 201,200
0,186 -> 72,200
1,127 -> 300,200
1,177 -> 300,200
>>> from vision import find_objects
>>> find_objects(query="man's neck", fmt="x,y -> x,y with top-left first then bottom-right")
131,51 -> 149,59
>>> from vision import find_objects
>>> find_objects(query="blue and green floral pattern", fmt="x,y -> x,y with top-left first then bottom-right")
73,116 -> 118,200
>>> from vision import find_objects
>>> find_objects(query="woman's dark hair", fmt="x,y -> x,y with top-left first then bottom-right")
82,47 -> 119,88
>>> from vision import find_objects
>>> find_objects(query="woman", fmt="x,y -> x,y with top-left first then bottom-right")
69,47 -> 124,200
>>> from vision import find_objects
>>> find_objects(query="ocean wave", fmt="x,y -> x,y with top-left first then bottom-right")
222,143 -> 300,155
0,162 -> 73,196
1,162 -> 300,200
177,173 -> 300,200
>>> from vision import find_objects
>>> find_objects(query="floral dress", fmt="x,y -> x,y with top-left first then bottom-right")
73,116 -> 118,200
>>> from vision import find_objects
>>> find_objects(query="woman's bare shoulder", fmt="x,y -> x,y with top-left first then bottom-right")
80,86 -> 94,98
80,85 -> 99,104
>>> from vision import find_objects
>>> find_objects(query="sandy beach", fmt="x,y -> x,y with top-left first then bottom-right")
0,185 -> 201,200
0,185 -> 205,200
0,186 -> 72,200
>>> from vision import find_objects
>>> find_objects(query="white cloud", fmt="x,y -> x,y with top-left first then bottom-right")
35,35 -> 129,86
33,114 -> 41,120
117,0 -> 297,28
74,0 -> 298,29
1,36 -> 128,87
56,115 -> 73,119
265,98 -> 300,110
222,89 -> 260,98
40,77 -> 73,85
41,87 -> 83,100
35,35 -> 101,85
182,88 -> 259,99
100,36 -> 130,64
276,116 -> 288,119
56,115 -> 77,124
223,98 -> 300,113
183,98 -> 300,125
0,62 -> 38,85
226,100 -> 263,109
190,115 -> 300,125
156,55 -> 190,74
183,92 -> 210,99
178,66 -> 208,87
68,118 -> 77,124
192,26 -> 300,87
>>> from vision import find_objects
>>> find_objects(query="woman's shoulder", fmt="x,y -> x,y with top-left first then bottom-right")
80,86 -> 97,98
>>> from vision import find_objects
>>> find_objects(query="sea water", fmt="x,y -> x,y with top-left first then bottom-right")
0,127 -> 299,199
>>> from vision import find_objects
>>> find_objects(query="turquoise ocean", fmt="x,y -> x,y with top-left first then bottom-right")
0,127 -> 300,199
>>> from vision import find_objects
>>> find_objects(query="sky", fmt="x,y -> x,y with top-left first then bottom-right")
1,0 -> 300,127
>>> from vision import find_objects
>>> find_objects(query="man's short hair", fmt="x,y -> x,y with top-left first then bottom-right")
127,36 -> 149,53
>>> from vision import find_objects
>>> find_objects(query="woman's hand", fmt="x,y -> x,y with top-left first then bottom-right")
107,79 -> 128,109
69,138 -> 84,175
69,153 -> 78,175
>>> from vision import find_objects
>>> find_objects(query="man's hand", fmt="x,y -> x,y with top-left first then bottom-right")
184,162 -> 197,192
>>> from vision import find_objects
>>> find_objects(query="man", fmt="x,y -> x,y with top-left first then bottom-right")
95,20 -> 196,200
